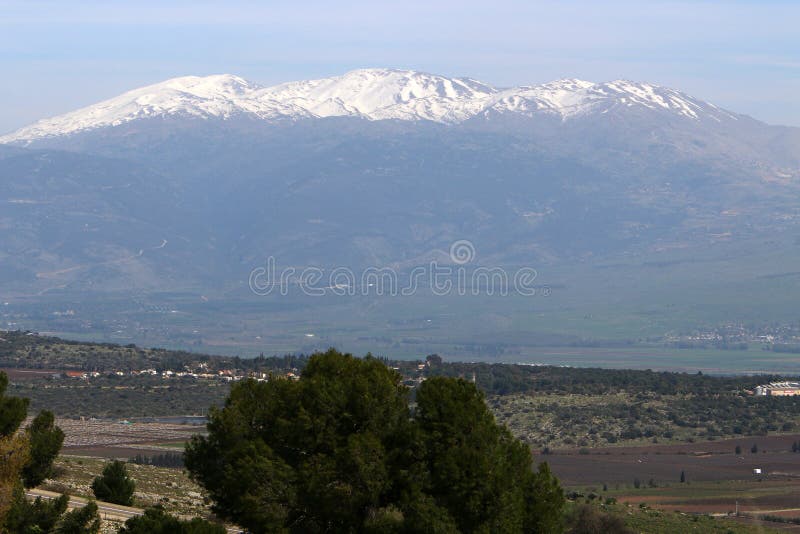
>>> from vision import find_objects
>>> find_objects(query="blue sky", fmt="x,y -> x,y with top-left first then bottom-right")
1,0 -> 798,133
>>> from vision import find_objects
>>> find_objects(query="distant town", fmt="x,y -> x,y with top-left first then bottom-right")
55,363 -> 300,383
665,321 -> 800,350
50,359 -> 434,388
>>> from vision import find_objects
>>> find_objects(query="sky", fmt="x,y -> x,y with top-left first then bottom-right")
1,0 -> 799,133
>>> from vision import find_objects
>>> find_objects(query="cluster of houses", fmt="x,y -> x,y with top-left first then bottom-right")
56,365 -> 300,383
46,352 -> 436,386
753,381 -> 800,396
665,322 -> 800,346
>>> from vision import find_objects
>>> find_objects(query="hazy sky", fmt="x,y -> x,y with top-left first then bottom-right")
1,0 -> 799,133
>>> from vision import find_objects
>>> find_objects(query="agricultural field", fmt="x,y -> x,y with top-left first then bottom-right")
609,479 -> 800,517
565,501 -> 784,533
544,435 -> 800,486
541,435 -> 800,530
54,417 -> 197,456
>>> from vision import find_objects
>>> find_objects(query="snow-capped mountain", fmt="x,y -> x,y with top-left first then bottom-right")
3,67 -> 800,356
258,68 -> 496,123
485,79 -> 737,122
0,69 -> 739,144
1,69 -> 797,285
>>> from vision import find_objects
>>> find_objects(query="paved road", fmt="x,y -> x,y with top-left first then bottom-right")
27,488 -> 143,521
26,488 -> 243,532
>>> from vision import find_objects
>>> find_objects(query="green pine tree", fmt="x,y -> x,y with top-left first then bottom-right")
54,500 -> 101,533
23,410 -> 65,488
119,506 -> 225,534
91,460 -> 136,506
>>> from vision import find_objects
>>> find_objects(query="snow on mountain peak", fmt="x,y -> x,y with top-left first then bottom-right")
0,70 -> 736,143
160,74 -> 255,96
1,74 -> 269,142
256,68 -> 498,122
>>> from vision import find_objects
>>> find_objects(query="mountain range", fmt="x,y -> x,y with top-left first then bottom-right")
1,68 -> 799,299
1,69 -> 741,141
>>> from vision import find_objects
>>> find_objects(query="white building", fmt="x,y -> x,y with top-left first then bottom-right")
754,382 -> 800,396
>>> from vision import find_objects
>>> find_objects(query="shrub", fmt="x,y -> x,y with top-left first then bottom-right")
91,460 -> 135,506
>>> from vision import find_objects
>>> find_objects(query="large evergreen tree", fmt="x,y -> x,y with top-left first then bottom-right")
185,349 -> 564,533
416,376 -> 564,533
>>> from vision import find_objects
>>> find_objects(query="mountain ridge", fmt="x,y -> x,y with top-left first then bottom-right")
0,68 -> 742,144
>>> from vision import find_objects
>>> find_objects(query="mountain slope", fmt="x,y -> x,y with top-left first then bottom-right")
0,68 -> 799,297
0,147 -> 201,290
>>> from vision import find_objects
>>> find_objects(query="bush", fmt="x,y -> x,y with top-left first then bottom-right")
567,504 -> 633,534
3,484 -> 68,532
91,460 -> 135,506
54,501 -> 101,533
119,506 -> 225,533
